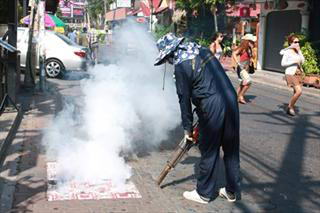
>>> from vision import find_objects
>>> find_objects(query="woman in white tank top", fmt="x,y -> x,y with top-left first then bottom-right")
280,35 -> 305,116
210,32 -> 224,60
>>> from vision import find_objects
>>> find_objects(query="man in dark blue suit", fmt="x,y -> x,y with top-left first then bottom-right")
154,33 -> 241,204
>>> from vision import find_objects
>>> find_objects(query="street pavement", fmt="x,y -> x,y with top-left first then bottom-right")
0,60 -> 319,212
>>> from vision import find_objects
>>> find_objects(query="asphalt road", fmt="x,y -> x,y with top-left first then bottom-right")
45,68 -> 320,212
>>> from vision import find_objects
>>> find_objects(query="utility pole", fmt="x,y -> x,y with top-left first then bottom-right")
24,0 -> 37,88
212,6 -> 218,32
87,8 -> 91,30
38,0 -> 46,92
149,0 -> 153,32
103,0 -> 107,28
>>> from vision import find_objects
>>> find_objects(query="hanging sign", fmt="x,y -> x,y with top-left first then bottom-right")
116,0 -> 131,8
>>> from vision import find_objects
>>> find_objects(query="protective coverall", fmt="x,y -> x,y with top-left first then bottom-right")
174,48 -> 241,199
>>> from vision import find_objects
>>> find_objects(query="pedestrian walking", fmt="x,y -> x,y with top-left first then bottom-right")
88,29 -> 99,64
154,33 -> 241,204
79,27 -> 89,48
67,29 -> 77,43
232,34 -> 256,104
280,35 -> 305,116
209,32 -> 224,61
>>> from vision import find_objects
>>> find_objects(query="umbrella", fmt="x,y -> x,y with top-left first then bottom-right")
49,15 -> 65,27
20,14 -> 65,27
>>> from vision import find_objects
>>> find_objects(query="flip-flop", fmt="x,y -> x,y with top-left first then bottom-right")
238,99 -> 247,104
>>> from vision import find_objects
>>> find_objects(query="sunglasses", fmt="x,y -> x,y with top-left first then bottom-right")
293,41 -> 300,44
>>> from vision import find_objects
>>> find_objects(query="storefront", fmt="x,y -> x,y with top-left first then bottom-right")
256,0 -> 309,71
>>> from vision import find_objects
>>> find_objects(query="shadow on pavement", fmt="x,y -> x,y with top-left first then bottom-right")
60,71 -> 90,81
0,83 -> 61,212
235,106 -> 320,212
245,95 -> 257,103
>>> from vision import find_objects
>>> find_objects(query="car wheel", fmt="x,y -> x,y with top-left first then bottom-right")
45,59 -> 64,78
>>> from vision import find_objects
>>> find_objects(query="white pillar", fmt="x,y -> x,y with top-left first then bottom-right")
257,12 -> 266,70
300,10 -> 309,33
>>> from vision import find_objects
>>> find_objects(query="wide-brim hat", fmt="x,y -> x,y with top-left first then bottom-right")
241,34 -> 257,42
154,33 -> 184,66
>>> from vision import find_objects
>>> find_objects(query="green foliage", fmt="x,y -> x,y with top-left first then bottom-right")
87,0 -> 104,20
87,0 -> 114,22
154,23 -> 174,39
196,38 -> 210,47
284,33 -> 320,75
301,42 -> 320,75
176,0 -> 230,10
176,0 -> 200,10
221,38 -> 233,57
96,30 -> 106,43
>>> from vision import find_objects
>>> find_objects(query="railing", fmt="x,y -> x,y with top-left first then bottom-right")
0,38 -> 19,106
0,38 -> 22,169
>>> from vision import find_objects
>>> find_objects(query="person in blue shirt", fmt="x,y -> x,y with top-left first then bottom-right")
154,33 -> 241,204
67,28 -> 77,43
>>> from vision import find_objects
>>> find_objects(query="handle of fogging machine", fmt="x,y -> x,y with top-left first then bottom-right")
156,123 -> 199,186
156,138 -> 193,185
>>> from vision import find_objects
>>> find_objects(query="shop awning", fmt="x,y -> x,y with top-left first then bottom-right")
154,0 -> 169,14
140,1 -> 151,16
105,8 -> 127,21
140,0 -> 169,16
127,8 -> 142,16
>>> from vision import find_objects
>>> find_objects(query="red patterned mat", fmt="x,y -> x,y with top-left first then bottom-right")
47,162 -> 142,201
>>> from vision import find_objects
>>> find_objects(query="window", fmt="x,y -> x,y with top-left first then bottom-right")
54,32 -> 76,46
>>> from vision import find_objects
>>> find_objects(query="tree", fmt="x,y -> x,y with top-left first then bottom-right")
86,0 -> 114,27
176,0 -> 234,32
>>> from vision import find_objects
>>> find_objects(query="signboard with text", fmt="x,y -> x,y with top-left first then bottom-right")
116,0 -> 132,8
59,0 -> 85,17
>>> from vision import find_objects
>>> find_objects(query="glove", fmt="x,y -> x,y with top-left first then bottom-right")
184,131 -> 196,144
184,134 -> 193,141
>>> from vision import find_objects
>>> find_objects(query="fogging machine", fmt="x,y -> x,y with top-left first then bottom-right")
156,122 -> 199,186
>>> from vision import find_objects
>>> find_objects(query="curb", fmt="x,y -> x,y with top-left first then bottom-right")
226,70 -> 320,98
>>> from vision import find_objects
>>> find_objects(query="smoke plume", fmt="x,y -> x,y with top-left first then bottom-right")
43,19 -> 180,187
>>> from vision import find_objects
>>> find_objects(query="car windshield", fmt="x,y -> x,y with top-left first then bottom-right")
55,32 -> 77,46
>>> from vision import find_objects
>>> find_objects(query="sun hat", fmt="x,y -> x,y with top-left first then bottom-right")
241,34 -> 257,42
154,33 -> 185,66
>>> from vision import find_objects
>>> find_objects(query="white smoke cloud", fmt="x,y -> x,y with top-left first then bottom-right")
43,20 -> 180,187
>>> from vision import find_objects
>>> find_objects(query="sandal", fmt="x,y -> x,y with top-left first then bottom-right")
287,108 -> 296,116
238,98 -> 247,104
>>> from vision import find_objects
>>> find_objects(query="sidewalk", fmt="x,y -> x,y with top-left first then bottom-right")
0,85 -> 59,213
0,82 -> 181,213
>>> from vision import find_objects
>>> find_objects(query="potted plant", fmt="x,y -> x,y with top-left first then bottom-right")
284,33 -> 320,88
301,41 -> 320,87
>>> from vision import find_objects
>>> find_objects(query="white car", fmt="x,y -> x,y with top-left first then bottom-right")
17,27 -> 89,78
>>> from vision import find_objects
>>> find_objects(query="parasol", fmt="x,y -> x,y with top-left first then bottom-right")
21,14 -> 65,27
